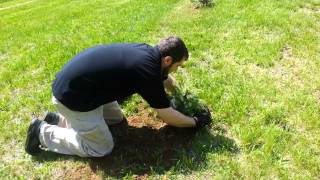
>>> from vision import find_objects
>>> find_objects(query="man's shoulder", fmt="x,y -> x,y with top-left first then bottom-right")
99,43 -> 152,48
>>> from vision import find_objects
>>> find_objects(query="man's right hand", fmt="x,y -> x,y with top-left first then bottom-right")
193,107 -> 212,128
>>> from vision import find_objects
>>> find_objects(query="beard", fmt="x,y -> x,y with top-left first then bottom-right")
162,64 -> 173,78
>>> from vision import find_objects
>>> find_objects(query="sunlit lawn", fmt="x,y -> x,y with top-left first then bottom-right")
0,0 -> 319,179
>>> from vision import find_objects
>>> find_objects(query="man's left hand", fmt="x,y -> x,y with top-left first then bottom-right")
193,107 -> 212,128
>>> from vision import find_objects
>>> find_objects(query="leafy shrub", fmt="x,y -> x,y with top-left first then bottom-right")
191,0 -> 214,8
169,88 -> 207,117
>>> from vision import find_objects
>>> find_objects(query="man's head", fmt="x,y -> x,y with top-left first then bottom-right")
157,36 -> 189,75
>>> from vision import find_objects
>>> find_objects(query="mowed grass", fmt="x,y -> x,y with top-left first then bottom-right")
1,0 -> 319,179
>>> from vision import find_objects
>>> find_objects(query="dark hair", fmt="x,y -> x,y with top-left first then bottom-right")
157,36 -> 189,63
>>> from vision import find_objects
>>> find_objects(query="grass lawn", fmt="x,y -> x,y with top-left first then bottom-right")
1,0 -> 320,179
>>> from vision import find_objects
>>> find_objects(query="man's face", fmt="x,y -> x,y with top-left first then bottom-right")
168,60 -> 184,73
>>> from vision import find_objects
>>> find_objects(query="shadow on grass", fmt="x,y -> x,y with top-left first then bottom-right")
32,121 -> 239,178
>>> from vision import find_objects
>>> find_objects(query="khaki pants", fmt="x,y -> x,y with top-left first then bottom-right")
39,97 -> 123,157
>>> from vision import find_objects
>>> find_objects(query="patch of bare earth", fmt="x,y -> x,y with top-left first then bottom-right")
276,44 -> 320,100
270,44 -> 306,84
299,3 -> 320,15
246,44 -> 308,90
56,165 -> 101,180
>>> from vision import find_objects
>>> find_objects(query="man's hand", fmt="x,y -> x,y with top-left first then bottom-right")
155,107 -> 196,128
193,107 -> 212,128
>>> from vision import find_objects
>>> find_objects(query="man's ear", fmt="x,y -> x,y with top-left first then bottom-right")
162,56 -> 173,67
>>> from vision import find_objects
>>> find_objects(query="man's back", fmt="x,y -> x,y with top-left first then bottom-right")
53,43 -> 170,112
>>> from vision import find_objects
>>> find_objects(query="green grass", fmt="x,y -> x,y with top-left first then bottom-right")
1,0 -> 319,179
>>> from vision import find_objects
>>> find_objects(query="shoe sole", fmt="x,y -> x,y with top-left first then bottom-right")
25,119 -> 42,155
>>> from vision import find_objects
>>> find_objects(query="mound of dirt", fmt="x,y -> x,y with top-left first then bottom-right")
62,165 -> 101,180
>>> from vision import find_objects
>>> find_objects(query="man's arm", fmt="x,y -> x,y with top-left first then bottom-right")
154,107 -> 196,128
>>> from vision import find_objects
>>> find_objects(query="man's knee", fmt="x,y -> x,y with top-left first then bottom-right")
103,101 -> 124,125
82,140 -> 114,157
78,126 -> 115,157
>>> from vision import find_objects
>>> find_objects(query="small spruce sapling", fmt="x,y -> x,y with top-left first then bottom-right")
190,0 -> 214,8
169,87 -> 208,117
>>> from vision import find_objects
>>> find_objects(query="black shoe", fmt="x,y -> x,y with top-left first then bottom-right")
43,112 -> 60,125
25,119 -> 44,155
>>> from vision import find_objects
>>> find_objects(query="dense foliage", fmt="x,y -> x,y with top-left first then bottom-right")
191,0 -> 214,8
169,88 -> 208,117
